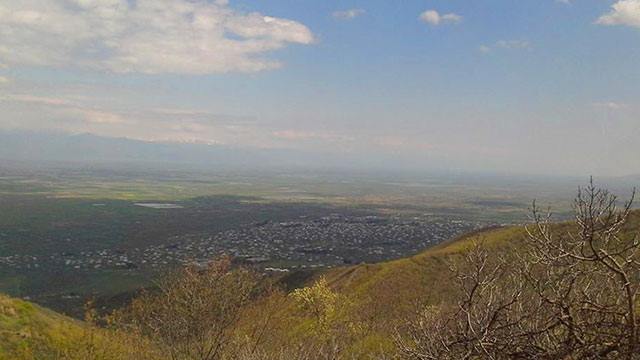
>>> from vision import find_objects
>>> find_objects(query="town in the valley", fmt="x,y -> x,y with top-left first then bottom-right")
1,214 -> 487,274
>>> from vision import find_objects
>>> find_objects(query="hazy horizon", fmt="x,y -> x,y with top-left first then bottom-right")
1,129 -> 639,180
1,0 -> 639,176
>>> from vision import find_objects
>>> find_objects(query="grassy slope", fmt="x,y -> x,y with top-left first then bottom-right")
0,294 -> 160,360
331,226 -> 525,346
326,225 -> 524,313
0,294 -> 84,359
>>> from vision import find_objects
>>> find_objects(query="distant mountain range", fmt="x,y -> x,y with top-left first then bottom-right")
0,130 -> 344,170
1,130 -> 639,182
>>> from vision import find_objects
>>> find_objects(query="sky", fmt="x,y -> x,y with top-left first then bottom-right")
0,0 -> 639,176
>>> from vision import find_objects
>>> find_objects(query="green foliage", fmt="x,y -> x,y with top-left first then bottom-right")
290,277 -> 340,335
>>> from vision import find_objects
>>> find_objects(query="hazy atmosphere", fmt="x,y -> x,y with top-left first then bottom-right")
3,2 -> 640,359
1,0 -> 639,176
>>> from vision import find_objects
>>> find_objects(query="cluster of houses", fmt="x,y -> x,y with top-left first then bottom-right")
0,214 -> 484,273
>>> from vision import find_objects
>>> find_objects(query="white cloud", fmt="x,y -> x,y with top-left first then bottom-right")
593,101 -> 628,110
1,94 -> 73,106
0,92 -> 272,145
272,129 -> 354,143
373,136 -> 434,151
442,13 -> 463,23
478,40 -> 531,53
0,94 -> 130,124
332,9 -> 365,20
496,40 -> 531,49
478,45 -> 491,54
556,0 -> 572,4
597,0 -> 640,28
0,0 -> 315,74
0,76 -> 10,85
80,109 -> 128,124
419,10 -> 462,26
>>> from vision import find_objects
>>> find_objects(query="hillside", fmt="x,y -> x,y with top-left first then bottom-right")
1,210 -> 639,358
0,294 -> 160,360
0,294 -> 84,359
322,226 -> 522,321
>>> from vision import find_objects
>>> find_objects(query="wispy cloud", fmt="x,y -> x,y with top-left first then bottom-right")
0,92 -> 271,145
0,94 -> 131,124
151,108 -> 257,126
272,130 -> 354,143
479,40 -> 531,53
1,94 -> 74,107
593,101 -> 629,110
478,45 -> 492,54
373,136 -> 434,151
419,10 -> 462,26
332,9 -> 365,20
596,0 -> 640,28
80,109 -> 128,124
496,40 -> 531,49
0,0 -> 315,74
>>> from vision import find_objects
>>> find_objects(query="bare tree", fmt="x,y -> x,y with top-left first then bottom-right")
395,241 -> 530,359
396,180 -> 640,359
114,256 -> 258,360
524,178 -> 639,358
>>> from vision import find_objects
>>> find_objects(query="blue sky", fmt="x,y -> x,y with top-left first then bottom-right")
0,0 -> 639,176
